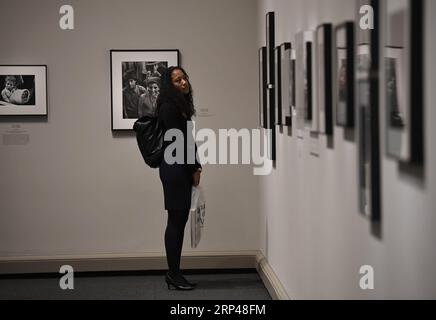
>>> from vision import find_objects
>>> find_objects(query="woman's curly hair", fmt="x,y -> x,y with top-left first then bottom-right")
157,66 -> 196,119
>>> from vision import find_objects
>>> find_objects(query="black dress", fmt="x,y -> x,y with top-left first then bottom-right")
158,100 -> 201,211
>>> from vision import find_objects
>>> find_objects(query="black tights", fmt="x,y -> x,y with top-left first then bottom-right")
165,209 -> 190,274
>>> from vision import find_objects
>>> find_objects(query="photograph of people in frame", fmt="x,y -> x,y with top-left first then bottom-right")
0,75 -> 35,106
122,61 -> 167,119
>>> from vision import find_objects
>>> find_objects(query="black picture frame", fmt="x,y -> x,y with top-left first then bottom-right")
0,65 -> 48,116
288,49 -> 296,127
266,12 -> 276,160
384,0 -> 424,165
334,22 -> 355,128
274,45 -> 282,125
296,31 -> 316,137
356,0 -> 381,222
275,43 -> 292,127
316,23 -> 333,136
259,47 -> 268,129
110,49 -> 180,131
279,42 -> 292,127
305,41 -> 313,126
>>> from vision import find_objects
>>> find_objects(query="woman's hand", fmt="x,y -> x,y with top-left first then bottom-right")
192,168 -> 202,186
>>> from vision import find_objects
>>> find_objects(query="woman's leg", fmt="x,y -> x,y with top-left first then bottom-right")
165,209 -> 190,274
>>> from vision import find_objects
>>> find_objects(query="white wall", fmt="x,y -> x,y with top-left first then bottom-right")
257,0 -> 436,299
0,0 -> 260,259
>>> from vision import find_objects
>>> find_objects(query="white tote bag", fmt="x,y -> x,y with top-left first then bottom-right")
190,186 -> 206,249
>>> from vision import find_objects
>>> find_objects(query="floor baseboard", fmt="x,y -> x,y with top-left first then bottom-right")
0,251 -> 258,275
256,253 -> 290,300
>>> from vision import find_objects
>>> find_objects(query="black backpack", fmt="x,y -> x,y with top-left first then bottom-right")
133,115 -> 164,168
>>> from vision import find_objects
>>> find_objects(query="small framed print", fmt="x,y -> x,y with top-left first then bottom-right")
316,23 -> 333,136
266,12 -> 276,160
384,0 -> 424,164
274,45 -> 282,125
296,31 -> 316,133
110,49 -> 179,131
258,47 -> 268,129
288,49 -> 296,127
334,22 -> 355,128
279,43 -> 292,127
0,65 -> 47,116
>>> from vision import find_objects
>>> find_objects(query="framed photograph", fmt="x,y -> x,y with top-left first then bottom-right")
356,0 -> 381,221
258,47 -> 268,129
316,23 -> 333,136
279,43 -> 292,127
266,12 -> 276,160
288,49 -> 296,127
275,43 -> 291,127
306,41 -> 313,127
334,22 -> 355,128
110,49 -> 179,131
274,45 -> 282,125
296,31 -> 316,133
0,65 -> 47,116
384,0 -> 424,164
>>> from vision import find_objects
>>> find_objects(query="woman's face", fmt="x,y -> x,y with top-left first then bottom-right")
171,69 -> 190,95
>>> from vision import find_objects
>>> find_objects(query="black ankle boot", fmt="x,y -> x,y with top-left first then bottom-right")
165,272 -> 195,291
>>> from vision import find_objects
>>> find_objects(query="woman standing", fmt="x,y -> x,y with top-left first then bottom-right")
157,67 -> 202,290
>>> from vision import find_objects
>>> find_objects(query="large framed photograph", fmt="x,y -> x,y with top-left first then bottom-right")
384,0 -> 424,164
334,22 -> 355,128
110,49 -> 179,131
266,12 -> 276,160
258,47 -> 268,129
356,0 -> 381,222
0,65 -> 47,116
316,23 -> 333,136
275,43 -> 291,127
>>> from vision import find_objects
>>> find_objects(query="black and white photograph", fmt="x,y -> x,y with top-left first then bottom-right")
384,0 -> 424,164
111,50 -> 179,130
0,65 -> 47,116
316,23 -> 333,136
334,22 -> 355,128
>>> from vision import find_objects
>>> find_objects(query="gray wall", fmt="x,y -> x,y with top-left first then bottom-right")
257,0 -> 436,299
0,0 -> 260,259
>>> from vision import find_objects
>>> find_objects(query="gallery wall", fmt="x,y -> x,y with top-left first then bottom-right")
0,0 -> 260,260
257,0 -> 436,299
